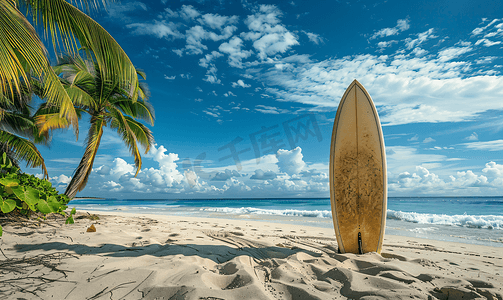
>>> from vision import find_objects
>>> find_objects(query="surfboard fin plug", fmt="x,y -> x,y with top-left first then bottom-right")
358,232 -> 363,254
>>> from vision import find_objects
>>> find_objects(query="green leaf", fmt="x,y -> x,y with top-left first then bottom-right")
0,225 -> 3,236
12,185 -> 40,206
47,196 -> 62,211
37,199 -> 53,214
65,215 -> 74,224
14,198 -> 23,209
0,177 -> 20,187
71,207 -> 76,215
1,198 -> 16,213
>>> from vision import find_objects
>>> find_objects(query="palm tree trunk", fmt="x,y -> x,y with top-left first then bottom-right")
65,115 -> 104,199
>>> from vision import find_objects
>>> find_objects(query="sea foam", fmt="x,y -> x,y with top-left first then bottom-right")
202,207 -> 332,218
387,210 -> 503,230
201,207 -> 503,230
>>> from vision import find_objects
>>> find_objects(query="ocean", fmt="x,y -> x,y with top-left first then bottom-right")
69,197 -> 503,248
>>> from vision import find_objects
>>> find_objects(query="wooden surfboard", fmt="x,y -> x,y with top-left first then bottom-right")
329,80 -> 387,254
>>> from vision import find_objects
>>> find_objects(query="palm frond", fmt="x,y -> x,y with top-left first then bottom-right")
25,0 -> 140,101
65,84 -> 96,108
123,116 -> 154,153
54,55 -> 95,85
0,79 -> 32,110
0,110 -> 36,137
0,0 -> 78,132
108,107 -> 142,176
0,129 -> 48,178
34,112 -> 69,135
112,99 -> 155,125
64,115 -> 104,198
0,0 -> 40,97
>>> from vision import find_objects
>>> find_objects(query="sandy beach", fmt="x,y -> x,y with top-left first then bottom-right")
1,211 -> 502,300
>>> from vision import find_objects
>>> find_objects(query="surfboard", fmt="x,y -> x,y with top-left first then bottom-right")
329,80 -> 387,254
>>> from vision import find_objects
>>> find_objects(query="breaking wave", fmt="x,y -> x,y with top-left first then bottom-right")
387,210 -> 503,230
202,207 -> 332,218
202,207 -> 503,230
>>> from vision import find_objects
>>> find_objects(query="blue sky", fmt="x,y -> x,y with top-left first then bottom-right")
28,0 -> 503,198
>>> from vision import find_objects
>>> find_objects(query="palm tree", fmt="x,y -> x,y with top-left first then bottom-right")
0,82 -> 48,178
49,55 -> 154,199
1,0 -> 142,154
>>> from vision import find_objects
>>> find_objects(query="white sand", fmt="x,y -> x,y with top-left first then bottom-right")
1,211 -> 502,299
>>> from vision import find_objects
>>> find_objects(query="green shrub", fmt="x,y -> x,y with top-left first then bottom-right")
0,153 -> 75,236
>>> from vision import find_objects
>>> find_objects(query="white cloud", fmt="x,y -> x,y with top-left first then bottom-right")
476,56 -> 497,64
107,1 -> 147,22
428,146 -> 454,150
221,177 -> 251,193
203,110 -> 219,118
251,33 -> 503,125
370,18 -> 410,40
128,5 -> 237,58
475,38 -> 502,47
184,170 -> 199,188
182,25 -> 237,55
211,169 -> 241,181
179,5 -> 201,21
95,165 -> 110,175
276,147 -> 306,175
465,132 -> 479,141
405,28 -> 436,49
482,161 -> 503,178
471,19 -> 500,36
172,49 -> 183,57
198,13 -> 239,30
386,146 -> 447,176
407,135 -> 419,141
109,158 -> 135,178
47,145 -> 328,198
389,164 -> 496,195
423,137 -> 435,143
54,142 -> 503,197
87,145 -> 219,195
242,4 -> 299,60
303,31 -> 324,45
250,169 -> 277,180
199,51 -> 224,68
219,36 -> 253,68
438,46 -> 473,62
164,75 -> 176,80
232,79 -> 251,88
461,139 -> 503,151
377,40 -> 397,49
50,158 -> 81,164
127,21 -> 183,39
252,31 -> 298,60
254,105 -> 289,114
203,74 -> 221,84
380,104 -> 474,125
50,174 -> 71,187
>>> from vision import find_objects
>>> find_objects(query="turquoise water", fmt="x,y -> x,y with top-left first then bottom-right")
69,197 -> 503,247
